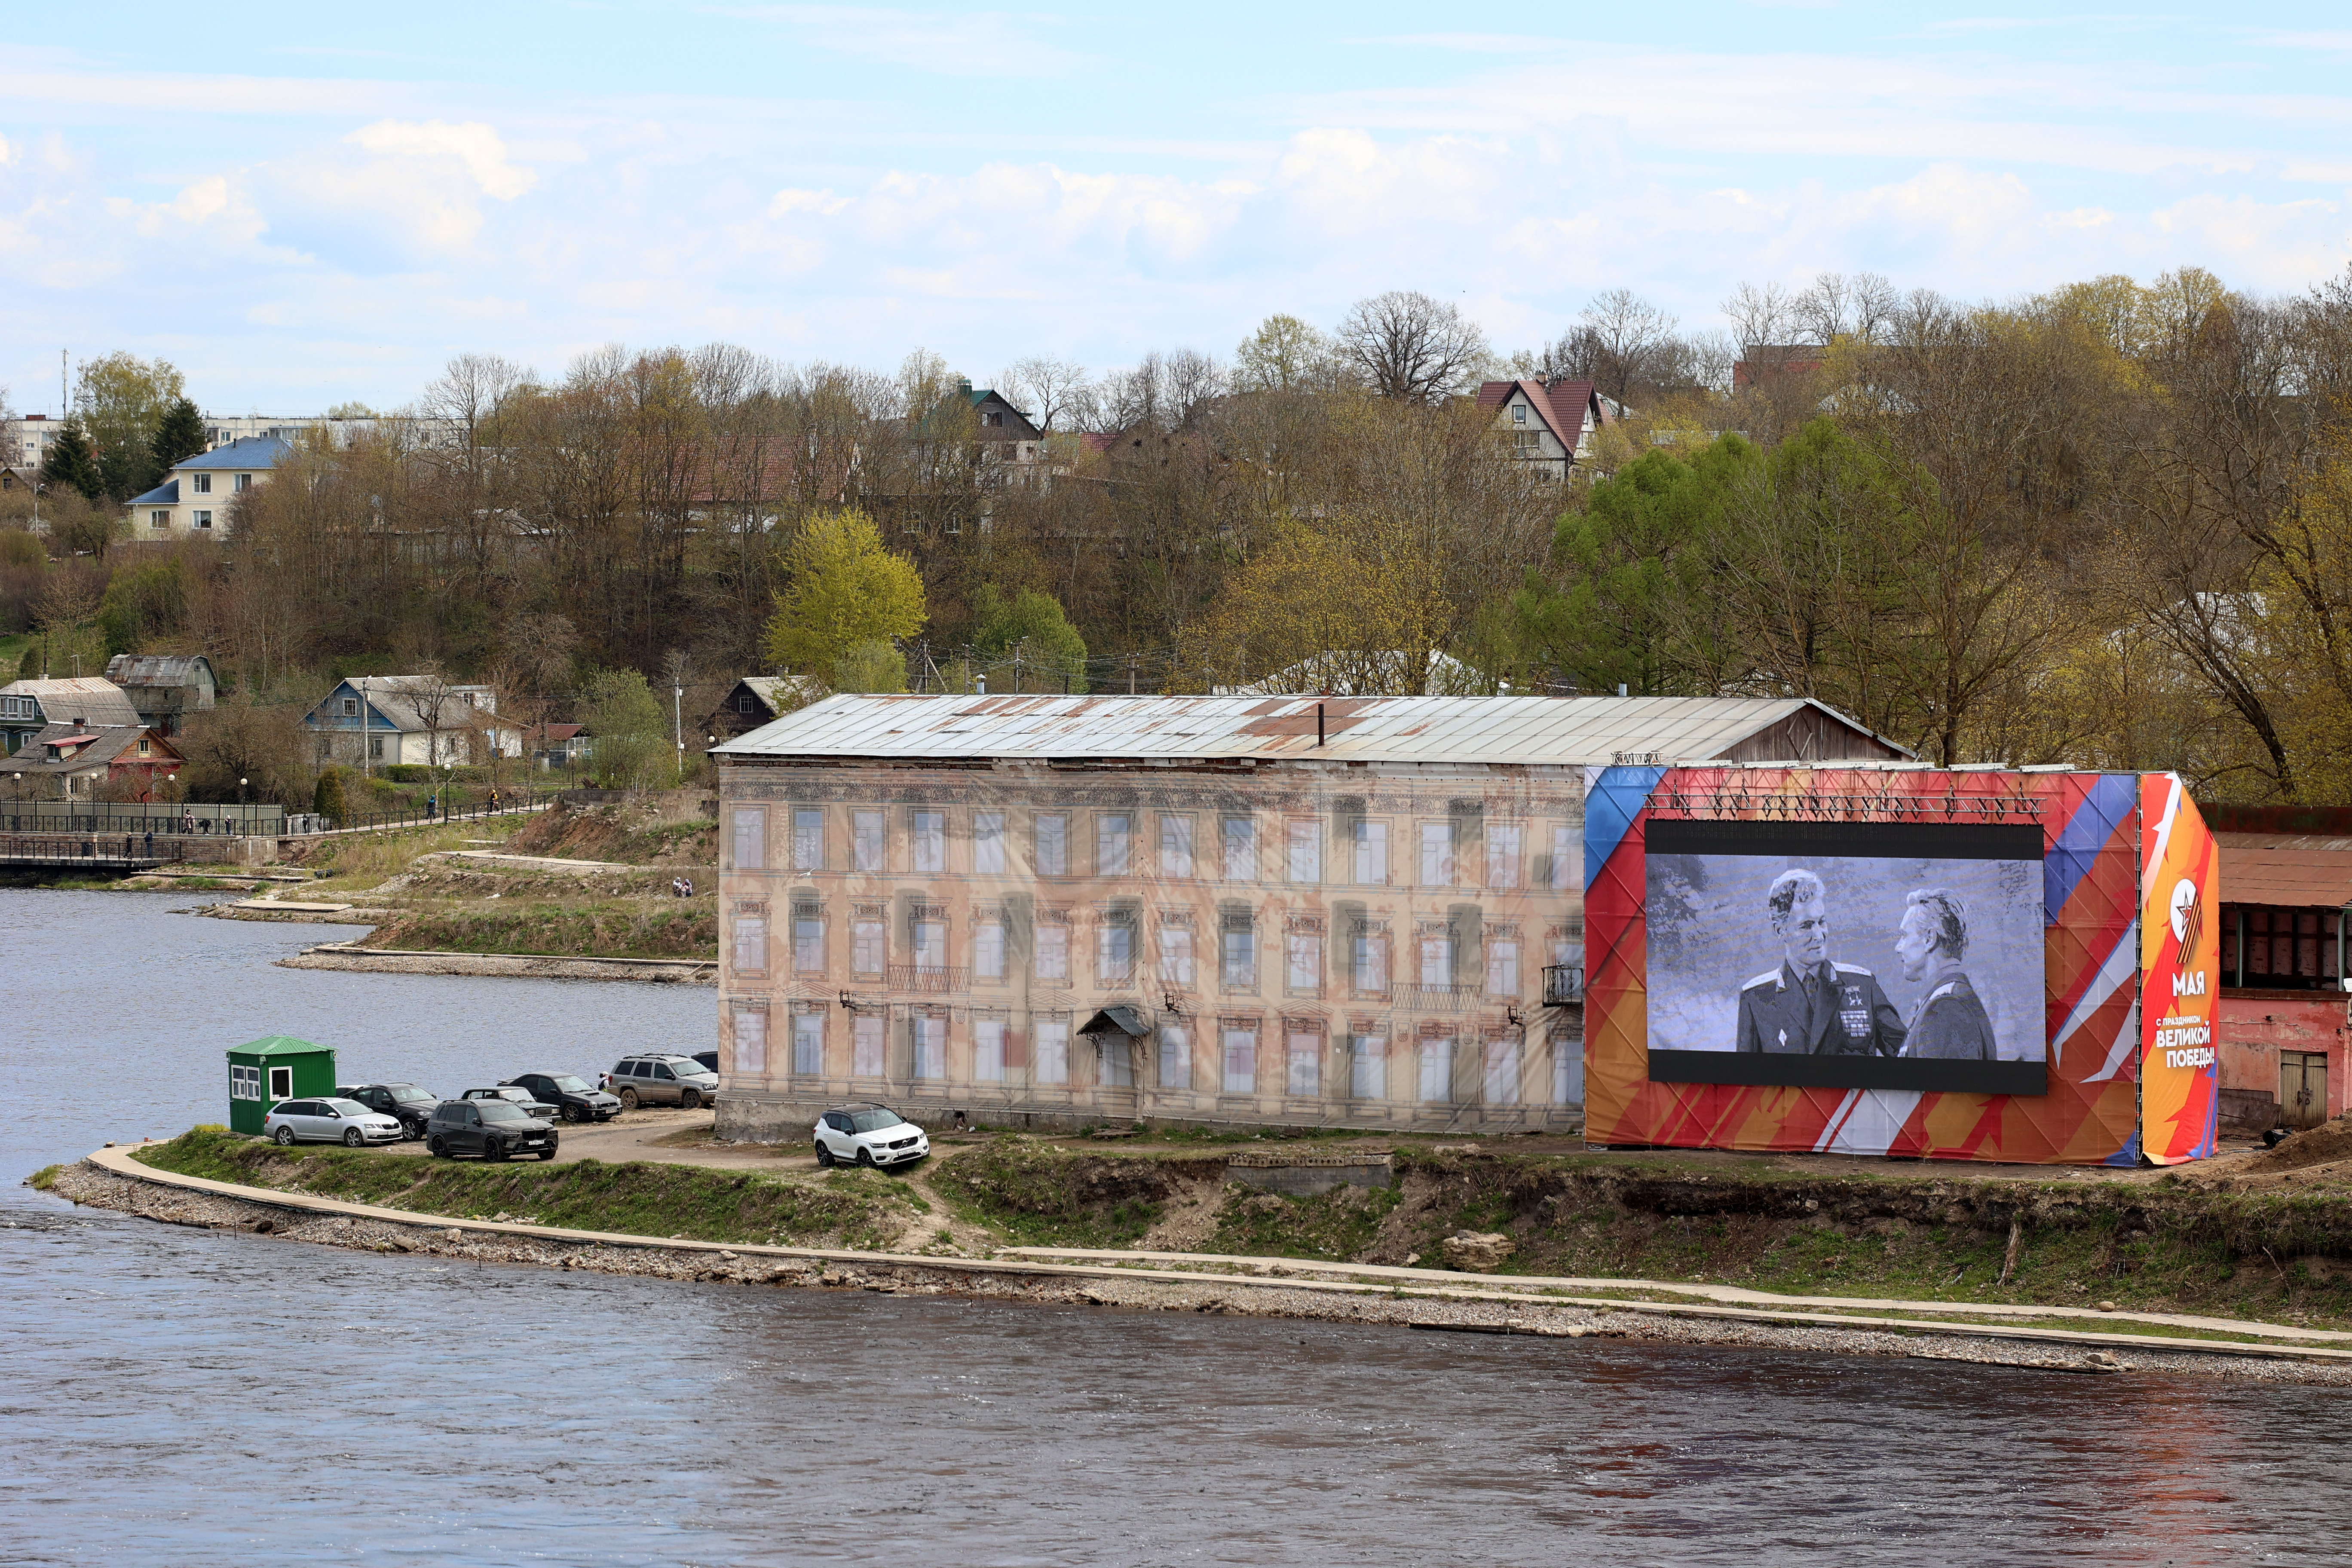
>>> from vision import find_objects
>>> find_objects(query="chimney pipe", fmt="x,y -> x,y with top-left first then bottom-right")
1316,703 -> 1325,747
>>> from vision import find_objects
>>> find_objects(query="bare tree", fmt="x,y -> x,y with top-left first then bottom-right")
1722,280 -> 1795,355
1336,291 -> 1490,405
1794,272 -> 1901,346
998,356 -> 1094,431
1577,290 -> 1678,408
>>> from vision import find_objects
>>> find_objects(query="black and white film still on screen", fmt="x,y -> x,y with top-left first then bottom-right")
1643,819 -> 2048,1096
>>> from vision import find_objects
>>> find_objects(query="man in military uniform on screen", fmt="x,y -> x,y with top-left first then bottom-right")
1735,869 -> 1907,1056
1894,888 -> 1998,1060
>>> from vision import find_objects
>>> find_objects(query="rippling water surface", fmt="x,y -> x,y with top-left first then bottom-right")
3,889 -> 2346,1565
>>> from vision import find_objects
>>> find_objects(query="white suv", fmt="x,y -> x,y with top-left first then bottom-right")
814,1105 -> 929,1168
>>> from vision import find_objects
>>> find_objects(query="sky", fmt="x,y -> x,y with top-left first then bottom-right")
6,1 -> 2352,414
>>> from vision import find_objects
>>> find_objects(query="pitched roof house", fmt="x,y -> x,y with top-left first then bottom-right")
0,676 -> 142,758
103,654 -> 218,737
1475,379 -> 1610,480
123,436 -> 292,540
706,675 -> 826,742
9,721 -> 183,797
300,676 -> 521,770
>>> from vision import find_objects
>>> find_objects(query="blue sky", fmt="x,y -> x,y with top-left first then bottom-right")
6,2 -> 2351,413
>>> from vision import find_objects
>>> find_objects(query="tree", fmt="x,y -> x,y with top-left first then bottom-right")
1176,518 -> 1451,694
75,352 -> 185,501
763,509 -> 926,674
1516,439 -> 1758,695
580,668 -> 667,790
176,694 -> 312,807
97,556 -> 193,656
1572,289 -> 1679,409
973,584 -> 1087,691
313,766 -> 349,824
1336,291 -> 1489,405
833,638 -> 909,693
39,421 -> 106,505
1234,315 -> 1342,393
149,397 -> 208,476
996,357 -> 1093,431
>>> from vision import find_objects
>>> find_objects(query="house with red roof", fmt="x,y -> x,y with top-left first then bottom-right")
1474,379 -> 1611,480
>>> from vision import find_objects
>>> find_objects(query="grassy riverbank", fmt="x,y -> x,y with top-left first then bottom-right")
136,1129 -> 913,1249
936,1139 -> 2352,1330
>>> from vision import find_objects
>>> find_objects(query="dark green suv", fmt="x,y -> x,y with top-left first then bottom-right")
426,1098 -> 557,1162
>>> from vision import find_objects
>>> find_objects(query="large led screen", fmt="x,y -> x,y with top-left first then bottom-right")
1645,818 -> 2048,1096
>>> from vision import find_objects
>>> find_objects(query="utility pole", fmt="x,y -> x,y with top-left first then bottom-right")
673,676 -> 685,785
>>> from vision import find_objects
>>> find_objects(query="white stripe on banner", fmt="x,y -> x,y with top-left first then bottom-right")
2053,917 -> 2138,1075
2086,993 -> 2141,1084
1813,1090 -> 1925,1156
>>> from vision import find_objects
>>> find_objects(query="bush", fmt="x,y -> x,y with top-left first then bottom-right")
313,766 -> 348,822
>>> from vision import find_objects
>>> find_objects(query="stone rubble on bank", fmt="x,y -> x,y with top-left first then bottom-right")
45,1158 -> 2352,1387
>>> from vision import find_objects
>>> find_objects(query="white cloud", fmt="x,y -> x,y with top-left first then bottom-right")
347,120 -> 538,202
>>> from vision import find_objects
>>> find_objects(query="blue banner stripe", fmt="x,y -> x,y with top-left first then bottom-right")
1584,766 -> 1668,891
2046,773 -> 2137,923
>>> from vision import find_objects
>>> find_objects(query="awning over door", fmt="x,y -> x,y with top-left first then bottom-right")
1078,1005 -> 1150,1037
2217,833 -> 2352,906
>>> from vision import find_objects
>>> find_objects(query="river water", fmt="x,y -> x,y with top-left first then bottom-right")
4,888 -> 2346,1565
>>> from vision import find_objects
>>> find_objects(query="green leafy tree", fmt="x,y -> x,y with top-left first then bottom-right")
973,584 -> 1087,691
39,420 -> 106,505
75,352 -> 185,502
149,396 -> 208,476
763,509 -> 926,674
581,668 -> 668,790
97,557 -> 192,656
313,766 -> 349,823
833,638 -> 909,693
1515,438 -> 1760,695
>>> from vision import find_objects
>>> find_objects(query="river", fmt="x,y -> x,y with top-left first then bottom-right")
3,888 -> 2346,1565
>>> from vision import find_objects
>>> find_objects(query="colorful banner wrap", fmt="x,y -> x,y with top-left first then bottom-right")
1585,765 -> 2177,1165
2138,777 -> 2220,1164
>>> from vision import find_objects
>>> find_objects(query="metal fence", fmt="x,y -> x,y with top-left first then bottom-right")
0,832 -> 206,867
0,802 -> 284,835
322,788 -> 552,836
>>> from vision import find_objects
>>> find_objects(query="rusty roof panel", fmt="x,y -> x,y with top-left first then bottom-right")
711,694 -> 1909,768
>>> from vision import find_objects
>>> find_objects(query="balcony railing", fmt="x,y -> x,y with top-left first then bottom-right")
888,963 -> 968,994
1392,982 -> 1482,1013
1544,964 -> 1585,1005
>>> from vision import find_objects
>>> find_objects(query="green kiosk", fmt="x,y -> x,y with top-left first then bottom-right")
226,1037 -> 339,1136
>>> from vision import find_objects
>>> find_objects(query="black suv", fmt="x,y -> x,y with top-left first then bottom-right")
426,1099 -> 558,1162
338,1083 -> 440,1140
502,1072 -> 622,1124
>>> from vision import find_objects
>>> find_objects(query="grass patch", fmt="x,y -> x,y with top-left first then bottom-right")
366,899 -> 714,960
931,1142 -> 1213,1248
28,1164 -> 60,1191
300,817 -> 527,894
1212,1182 -> 1403,1261
136,1129 -> 907,1247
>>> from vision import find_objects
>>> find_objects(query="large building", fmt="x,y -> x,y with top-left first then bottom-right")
708,692 -> 1906,1141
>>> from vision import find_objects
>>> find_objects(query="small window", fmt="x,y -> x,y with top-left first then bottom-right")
1222,926 -> 1256,990
852,917 -> 886,977
984,410 -> 1004,427
792,910 -> 824,974
1512,404 -> 1527,425
734,1009 -> 769,1075
1487,823 -> 1522,889
1352,821 -> 1388,885
1097,814 -> 1131,876
853,809 -> 885,872
912,810 -> 945,874
1035,813 -> 1068,876
150,510 -> 170,528
1420,823 -> 1456,886
1158,927 -> 1194,986
1159,815 -> 1194,877
234,473 -> 252,491
192,472 -> 212,494
1222,1026 -> 1259,1095
342,697 -> 358,717
1286,819 -> 1320,883
732,807 -> 767,871
975,919 -> 1007,980
732,913 -> 768,975
192,510 -> 212,529
791,1010 -> 823,1075
974,812 -> 1005,874
1098,922 -> 1134,984
1222,816 -> 1256,882
792,807 -> 823,870
1035,923 -> 1070,982
736,691 -> 756,714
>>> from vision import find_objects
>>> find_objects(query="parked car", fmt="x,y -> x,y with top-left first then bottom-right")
690,1050 -> 719,1074
264,1098 -> 406,1148
813,1104 -> 929,1168
426,1099 -> 558,1161
337,1083 -> 440,1139
462,1085 -> 561,1121
502,1072 -> 622,1124
607,1054 -> 720,1110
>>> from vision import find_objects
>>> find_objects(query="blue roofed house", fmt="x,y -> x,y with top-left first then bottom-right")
301,676 -> 522,770
124,436 -> 291,539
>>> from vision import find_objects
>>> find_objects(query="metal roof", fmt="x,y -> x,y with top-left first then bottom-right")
0,676 -> 142,728
712,693 -> 1896,767
177,436 -> 291,472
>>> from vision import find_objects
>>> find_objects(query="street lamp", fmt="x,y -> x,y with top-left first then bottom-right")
238,775 -> 248,832
673,677 -> 685,785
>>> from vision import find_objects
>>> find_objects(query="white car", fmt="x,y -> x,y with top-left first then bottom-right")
814,1104 -> 930,1168
263,1097 -> 406,1148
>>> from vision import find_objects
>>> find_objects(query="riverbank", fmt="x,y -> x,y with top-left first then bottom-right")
41,1126 -> 2352,1384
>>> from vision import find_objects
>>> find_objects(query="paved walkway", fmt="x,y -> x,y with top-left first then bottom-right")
77,1144 -> 2352,1364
